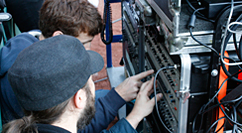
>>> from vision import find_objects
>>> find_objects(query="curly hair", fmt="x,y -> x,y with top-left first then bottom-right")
39,0 -> 103,38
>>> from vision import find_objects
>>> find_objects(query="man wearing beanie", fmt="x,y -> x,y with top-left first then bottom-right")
0,0 -> 158,132
2,35 -> 162,133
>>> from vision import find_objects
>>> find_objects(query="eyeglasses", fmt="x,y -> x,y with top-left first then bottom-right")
82,38 -> 94,45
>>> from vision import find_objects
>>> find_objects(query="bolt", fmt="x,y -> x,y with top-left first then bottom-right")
211,69 -> 218,77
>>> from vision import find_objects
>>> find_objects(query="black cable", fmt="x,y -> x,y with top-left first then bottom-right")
232,105 -> 238,133
192,107 -> 200,133
188,8 -> 220,56
186,0 -> 201,15
212,3 -> 242,83
219,56 -> 242,80
235,96 -> 242,108
100,0 -> 113,45
217,98 -> 242,127
220,6 -> 242,82
189,28 -> 220,56
202,95 -> 242,114
214,98 -> 231,132
188,7 -> 205,28
203,78 -> 229,111
192,104 -> 204,133
222,5 -> 242,60
200,70 -> 242,129
221,37 -> 242,82
200,70 -> 242,115
185,0 -> 215,23
195,94 -> 242,132
193,77 -> 229,132
189,3 -> 242,79
215,123 -> 225,133
193,68 -> 242,132
232,33 -> 240,60
206,117 -> 226,133
199,78 -> 229,130
238,126 -> 242,132
225,56 -> 242,71
154,65 -> 178,133
239,35 -> 242,60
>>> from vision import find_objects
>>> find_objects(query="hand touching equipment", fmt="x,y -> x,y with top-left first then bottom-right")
115,70 -> 154,102
126,77 -> 163,129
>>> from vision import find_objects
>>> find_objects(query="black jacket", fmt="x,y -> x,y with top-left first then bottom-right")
36,119 -> 137,133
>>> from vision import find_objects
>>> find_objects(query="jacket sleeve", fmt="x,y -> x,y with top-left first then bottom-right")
100,118 -> 138,133
78,88 -> 126,133
0,33 -> 38,123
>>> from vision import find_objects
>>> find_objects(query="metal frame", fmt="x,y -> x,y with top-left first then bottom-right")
104,0 -> 127,119
177,54 -> 191,133
104,0 -> 124,87
105,0 -> 122,68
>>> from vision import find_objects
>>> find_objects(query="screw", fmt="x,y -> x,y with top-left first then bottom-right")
211,69 -> 218,77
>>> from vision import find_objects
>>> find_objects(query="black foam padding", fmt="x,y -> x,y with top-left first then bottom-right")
179,5 -> 214,33
221,83 -> 242,103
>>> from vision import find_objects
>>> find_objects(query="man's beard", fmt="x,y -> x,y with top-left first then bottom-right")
77,94 -> 96,129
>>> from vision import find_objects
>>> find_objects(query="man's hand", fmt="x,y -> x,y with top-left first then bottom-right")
115,70 -> 154,102
126,77 -> 163,129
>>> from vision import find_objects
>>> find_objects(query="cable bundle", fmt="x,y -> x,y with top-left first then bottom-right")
187,0 -> 242,132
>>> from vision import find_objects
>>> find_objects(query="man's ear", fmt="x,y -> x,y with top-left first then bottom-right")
73,89 -> 87,109
52,31 -> 63,37
39,34 -> 45,41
